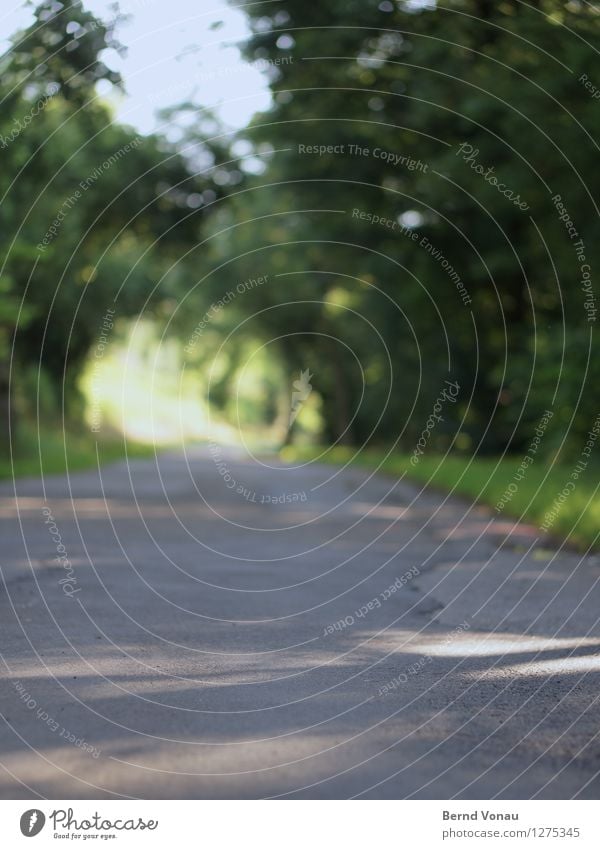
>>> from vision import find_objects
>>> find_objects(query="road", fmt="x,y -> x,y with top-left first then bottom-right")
1,445 -> 600,799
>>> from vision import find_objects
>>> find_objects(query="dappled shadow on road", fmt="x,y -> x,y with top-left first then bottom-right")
3,613 -> 600,799
1,449 -> 599,798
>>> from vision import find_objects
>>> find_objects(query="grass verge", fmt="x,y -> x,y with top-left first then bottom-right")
0,424 -> 157,481
281,445 -> 600,551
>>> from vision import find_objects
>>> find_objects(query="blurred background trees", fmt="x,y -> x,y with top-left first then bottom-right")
1,0 -> 599,467
0,0 -> 228,445
210,0 -> 600,456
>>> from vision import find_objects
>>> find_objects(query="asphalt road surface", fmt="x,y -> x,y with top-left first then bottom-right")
1,446 -> 600,799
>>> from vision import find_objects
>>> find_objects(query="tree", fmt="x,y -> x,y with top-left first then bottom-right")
218,0 -> 600,455
0,1 -> 226,442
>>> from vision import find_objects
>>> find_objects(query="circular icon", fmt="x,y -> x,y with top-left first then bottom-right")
19,810 -> 45,837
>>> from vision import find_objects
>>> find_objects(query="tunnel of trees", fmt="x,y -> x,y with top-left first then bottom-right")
1,0 -> 598,466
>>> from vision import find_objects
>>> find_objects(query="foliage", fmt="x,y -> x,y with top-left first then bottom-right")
0,0 -> 226,444
208,0 -> 600,458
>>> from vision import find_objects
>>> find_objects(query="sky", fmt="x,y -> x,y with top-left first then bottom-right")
0,0 -> 273,134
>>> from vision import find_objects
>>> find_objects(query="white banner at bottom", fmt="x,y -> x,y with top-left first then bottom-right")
0,800 -> 597,848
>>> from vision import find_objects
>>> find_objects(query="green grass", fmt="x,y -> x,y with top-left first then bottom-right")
281,445 -> 600,551
0,424 -> 157,481
5,427 -> 598,551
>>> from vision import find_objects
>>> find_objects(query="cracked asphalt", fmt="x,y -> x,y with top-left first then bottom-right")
1,446 -> 600,799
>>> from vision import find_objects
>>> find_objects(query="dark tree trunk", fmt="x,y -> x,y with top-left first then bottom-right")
0,363 -> 13,454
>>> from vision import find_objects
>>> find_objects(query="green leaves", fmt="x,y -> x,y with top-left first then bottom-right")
218,0 -> 600,452
0,1 -> 220,425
